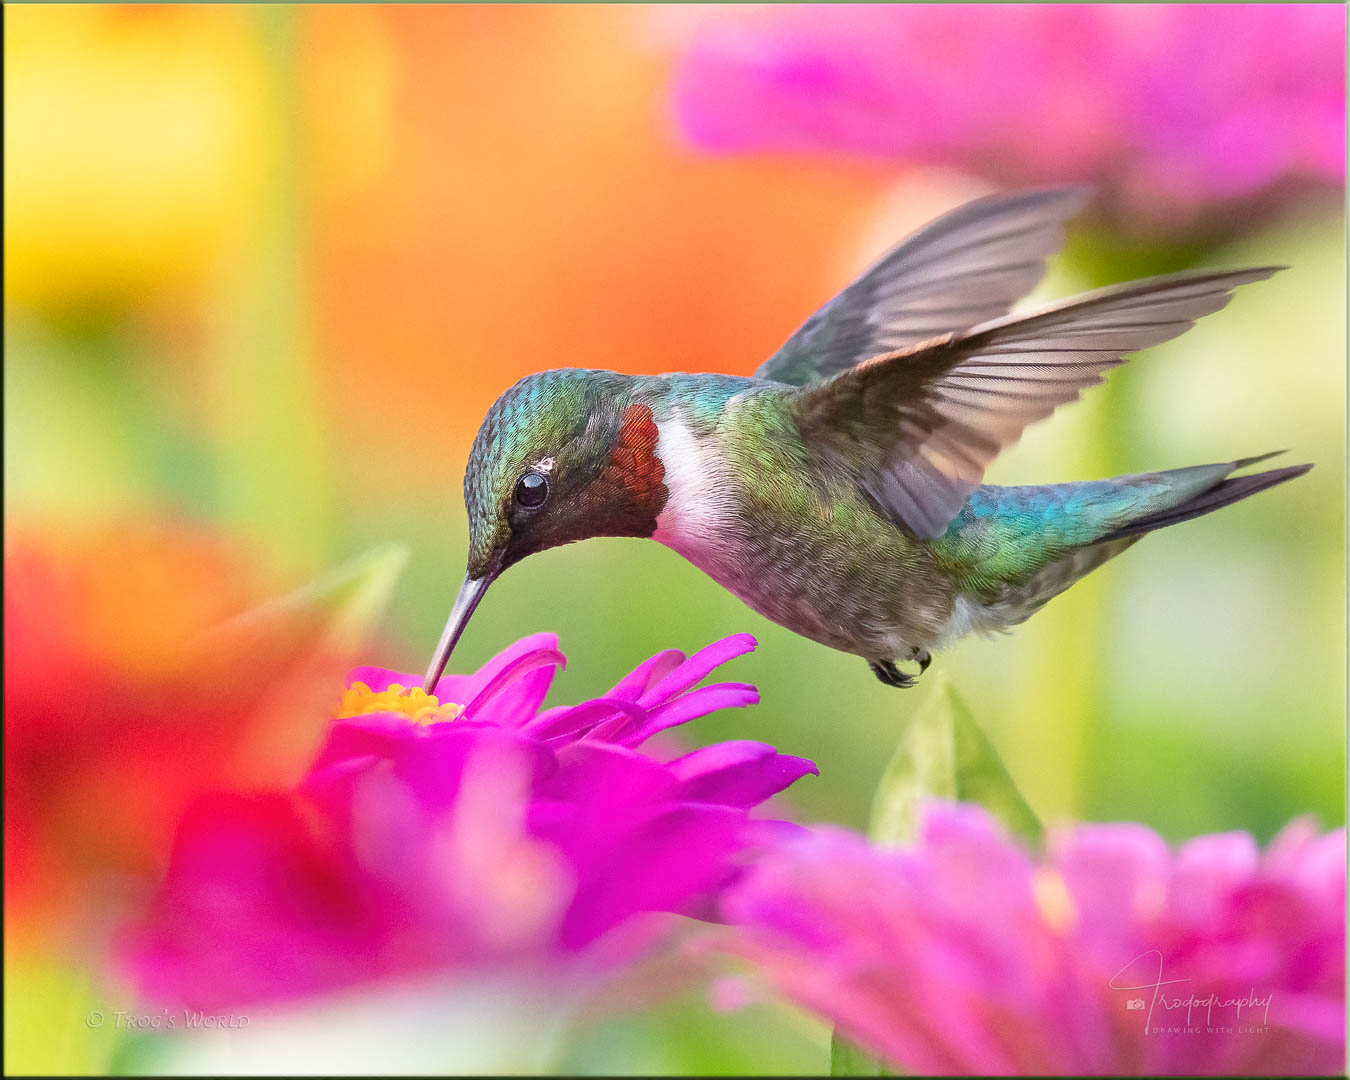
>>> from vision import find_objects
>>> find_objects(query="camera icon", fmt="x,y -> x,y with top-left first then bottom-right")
1125,998 -> 1146,1011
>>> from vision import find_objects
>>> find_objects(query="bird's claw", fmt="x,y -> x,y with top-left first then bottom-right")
870,650 -> 933,688
870,658 -> 917,689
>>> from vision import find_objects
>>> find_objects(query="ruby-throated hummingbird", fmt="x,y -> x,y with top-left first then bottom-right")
422,187 -> 1310,692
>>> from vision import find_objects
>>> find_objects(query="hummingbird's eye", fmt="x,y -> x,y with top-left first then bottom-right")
514,470 -> 549,509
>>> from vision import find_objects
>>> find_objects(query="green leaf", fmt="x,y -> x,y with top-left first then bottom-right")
274,541 -> 411,655
191,543 -> 410,781
197,542 -> 410,660
830,1030 -> 892,1076
869,673 -> 1043,849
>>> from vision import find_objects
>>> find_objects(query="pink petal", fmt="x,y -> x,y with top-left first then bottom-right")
121,793 -> 391,1011
606,648 -> 687,701
668,740 -> 819,808
638,634 -> 757,708
432,632 -> 564,712
305,713 -> 422,783
1050,821 -> 1171,950
620,682 -> 760,747
1168,831 -> 1260,925
523,697 -> 650,742
545,741 -> 678,811
559,802 -> 748,947
459,643 -> 566,724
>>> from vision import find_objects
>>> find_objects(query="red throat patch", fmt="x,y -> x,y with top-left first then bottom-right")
589,403 -> 668,519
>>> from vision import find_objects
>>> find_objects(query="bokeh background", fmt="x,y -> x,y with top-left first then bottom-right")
5,5 -> 1345,1075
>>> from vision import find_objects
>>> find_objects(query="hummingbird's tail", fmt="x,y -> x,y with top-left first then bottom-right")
940,453 -> 1311,630
1093,452 -> 1311,542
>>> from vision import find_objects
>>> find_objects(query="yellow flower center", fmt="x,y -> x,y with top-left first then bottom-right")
336,681 -> 464,725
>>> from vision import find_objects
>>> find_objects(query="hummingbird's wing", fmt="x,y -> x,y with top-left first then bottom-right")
755,187 -> 1091,387
791,266 -> 1283,540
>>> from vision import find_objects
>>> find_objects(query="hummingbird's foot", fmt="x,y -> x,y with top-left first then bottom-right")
870,659 -> 917,689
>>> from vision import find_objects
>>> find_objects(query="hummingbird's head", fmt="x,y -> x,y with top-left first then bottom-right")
464,368 -> 670,576
422,369 -> 669,690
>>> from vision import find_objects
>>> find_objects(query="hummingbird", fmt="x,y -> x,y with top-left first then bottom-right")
422,187 -> 1311,692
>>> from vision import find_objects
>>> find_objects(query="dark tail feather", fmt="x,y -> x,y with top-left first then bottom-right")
1098,460 -> 1312,543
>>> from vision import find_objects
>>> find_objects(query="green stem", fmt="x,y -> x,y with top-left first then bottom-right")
1000,231 -> 1209,820
208,7 -> 331,573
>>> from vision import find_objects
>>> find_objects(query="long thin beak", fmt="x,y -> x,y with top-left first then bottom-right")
422,573 -> 493,692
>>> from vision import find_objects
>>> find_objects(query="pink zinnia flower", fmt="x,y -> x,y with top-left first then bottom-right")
673,5 -> 1345,236
721,804 -> 1345,1075
124,633 -> 817,1011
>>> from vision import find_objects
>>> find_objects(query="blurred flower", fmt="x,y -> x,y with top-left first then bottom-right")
310,6 -> 897,485
721,804 -> 1345,1076
673,5 -> 1345,238
5,519 -> 253,919
124,633 -> 817,1010
3,520 -> 404,933
4,5 -> 274,313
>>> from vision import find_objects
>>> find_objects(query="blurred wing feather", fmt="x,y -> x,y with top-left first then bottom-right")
756,186 -> 1091,386
793,266 -> 1283,539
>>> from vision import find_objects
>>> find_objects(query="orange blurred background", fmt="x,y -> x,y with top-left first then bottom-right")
308,7 -> 900,488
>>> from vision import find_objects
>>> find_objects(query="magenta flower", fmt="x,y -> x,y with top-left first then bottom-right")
720,804 -> 1345,1076
123,633 -> 816,1011
673,4 -> 1345,236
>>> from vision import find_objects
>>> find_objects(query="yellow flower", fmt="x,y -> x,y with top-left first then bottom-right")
4,6 -> 274,312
